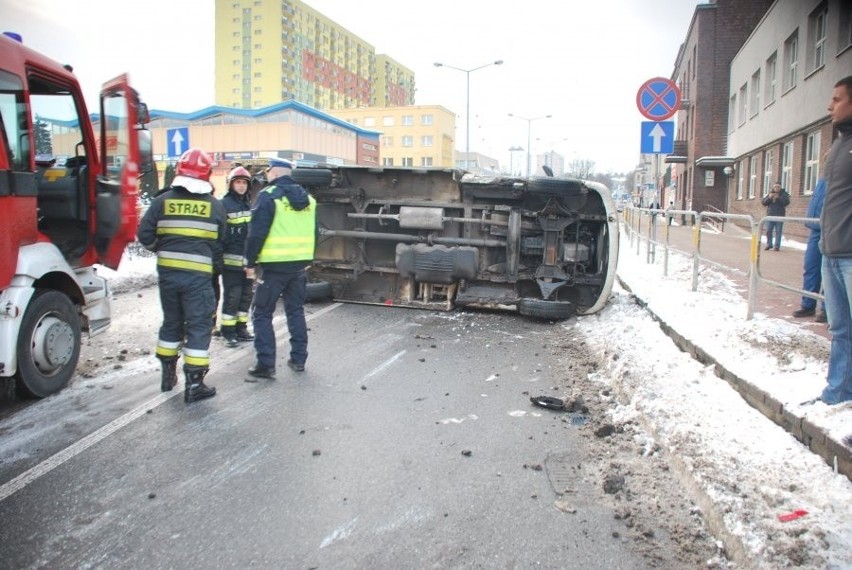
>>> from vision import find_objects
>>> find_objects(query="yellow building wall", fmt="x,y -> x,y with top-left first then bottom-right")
333,105 -> 456,168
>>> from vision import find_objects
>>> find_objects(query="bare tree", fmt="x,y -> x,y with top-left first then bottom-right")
567,158 -> 595,179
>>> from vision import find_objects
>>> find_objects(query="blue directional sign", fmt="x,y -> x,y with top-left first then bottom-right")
166,128 -> 189,158
640,121 -> 674,154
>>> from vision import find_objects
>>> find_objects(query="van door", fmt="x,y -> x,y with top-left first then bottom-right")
95,74 -> 144,269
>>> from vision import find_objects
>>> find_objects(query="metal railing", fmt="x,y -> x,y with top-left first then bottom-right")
621,205 -> 823,320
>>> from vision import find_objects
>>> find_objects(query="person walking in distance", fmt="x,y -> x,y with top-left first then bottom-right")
219,166 -> 256,348
137,148 -> 226,403
761,182 -> 790,250
818,75 -> 852,405
793,157 -> 828,322
244,158 -> 317,378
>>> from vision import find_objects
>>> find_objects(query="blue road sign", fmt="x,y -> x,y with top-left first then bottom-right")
166,128 -> 189,158
636,77 -> 681,121
640,121 -> 674,154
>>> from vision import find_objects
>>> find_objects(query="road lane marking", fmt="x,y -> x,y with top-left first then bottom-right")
361,350 -> 406,383
0,303 -> 342,503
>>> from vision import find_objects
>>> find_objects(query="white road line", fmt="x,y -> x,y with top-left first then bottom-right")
0,302 -> 342,503
361,350 -> 407,383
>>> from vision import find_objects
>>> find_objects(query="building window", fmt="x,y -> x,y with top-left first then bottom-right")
749,70 -> 761,118
381,135 -> 393,147
364,117 -> 376,127
402,135 -> 413,147
728,94 -> 737,133
382,116 -> 394,127
781,142 -> 793,192
841,0 -> 852,51
738,83 -> 748,126
421,114 -> 433,125
763,150 -> 773,196
783,30 -> 798,92
420,135 -> 433,147
807,5 -> 827,73
382,157 -> 394,166
402,157 -> 414,166
748,156 -> 759,199
804,132 -> 820,195
420,157 -> 433,167
737,165 -> 744,201
401,115 -> 413,126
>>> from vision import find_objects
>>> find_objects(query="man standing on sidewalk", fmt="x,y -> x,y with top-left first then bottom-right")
761,182 -> 790,251
818,75 -> 852,405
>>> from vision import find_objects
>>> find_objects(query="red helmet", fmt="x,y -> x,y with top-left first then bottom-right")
176,148 -> 212,181
227,166 -> 251,187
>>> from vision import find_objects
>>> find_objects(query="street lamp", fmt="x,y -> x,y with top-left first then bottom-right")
508,113 -> 552,176
434,59 -> 503,170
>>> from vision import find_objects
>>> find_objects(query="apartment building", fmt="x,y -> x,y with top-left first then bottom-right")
214,0 -> 415,111
726,0 -> 852,234
333,105 -> 457,168
666,0 -> 774,215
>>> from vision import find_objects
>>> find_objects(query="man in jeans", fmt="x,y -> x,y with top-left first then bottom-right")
819,75 -> 852,405
761,182 -> 790,251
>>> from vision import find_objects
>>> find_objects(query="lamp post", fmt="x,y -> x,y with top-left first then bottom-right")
434,59 -> 503,170
508,113 -> 551,176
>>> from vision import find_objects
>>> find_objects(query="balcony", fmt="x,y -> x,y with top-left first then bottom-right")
664,140 -> 688,163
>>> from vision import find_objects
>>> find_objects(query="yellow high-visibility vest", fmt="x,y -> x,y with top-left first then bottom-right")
258,194 -> 317,263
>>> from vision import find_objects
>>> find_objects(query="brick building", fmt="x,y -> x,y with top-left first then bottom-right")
666,0 -> 774,216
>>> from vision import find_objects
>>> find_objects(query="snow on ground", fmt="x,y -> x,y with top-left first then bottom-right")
97,234 -> 852,567
573,232 -> 852,568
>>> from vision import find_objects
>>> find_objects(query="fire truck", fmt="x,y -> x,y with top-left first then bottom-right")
0,32 -> 152,397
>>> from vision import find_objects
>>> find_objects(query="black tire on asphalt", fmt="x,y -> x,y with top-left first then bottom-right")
291,169 -> 333,187
305,280 -> 333,302
15,290 -> 81,398
517,298 -> 576,320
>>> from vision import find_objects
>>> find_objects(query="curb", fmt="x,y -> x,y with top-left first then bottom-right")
618,276 -> 852,481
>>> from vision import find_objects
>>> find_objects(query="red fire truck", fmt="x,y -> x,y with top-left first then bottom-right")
0,32 -> 152,397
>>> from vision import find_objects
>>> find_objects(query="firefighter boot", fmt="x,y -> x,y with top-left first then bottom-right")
160,358 -> 178,392
184,369 -> 217,404
235,323 -> 255,342
220,325 -> 239,348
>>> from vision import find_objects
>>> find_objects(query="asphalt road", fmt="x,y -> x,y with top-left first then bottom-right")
0,303 -> 650,569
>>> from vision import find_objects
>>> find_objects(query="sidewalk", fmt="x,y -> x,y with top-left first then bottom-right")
617,219 -> 851,480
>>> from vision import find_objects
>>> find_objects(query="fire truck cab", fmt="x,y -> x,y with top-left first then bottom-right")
0,32 -> 152,397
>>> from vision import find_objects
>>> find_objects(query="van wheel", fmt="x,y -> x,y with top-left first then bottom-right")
305,280 -> 332,302
291,169 -> 333,188
15,290 -> 81,398
517,298 -> 576,320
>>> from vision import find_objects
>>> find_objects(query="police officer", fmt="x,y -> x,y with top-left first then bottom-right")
137,148 -> 227,403
219,166 -> 256,347
244,158 -> 316,378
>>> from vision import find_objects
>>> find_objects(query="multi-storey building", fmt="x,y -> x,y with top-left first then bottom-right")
333,105 -> 457,168
214,0 -> 415,110
726,0 -> 851,236
666,0 -> 774,215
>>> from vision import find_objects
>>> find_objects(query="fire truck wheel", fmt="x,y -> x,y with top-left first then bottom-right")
15,290 -> 81,398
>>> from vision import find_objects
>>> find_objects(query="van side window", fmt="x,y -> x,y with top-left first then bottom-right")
0,70 -> 28,171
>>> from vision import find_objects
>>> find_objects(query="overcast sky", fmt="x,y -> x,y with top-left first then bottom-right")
4,0 -> 702,173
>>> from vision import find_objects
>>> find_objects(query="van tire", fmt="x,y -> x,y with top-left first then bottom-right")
291,169 -> 333,188
305,280 -> 332,302
517,298 -> 575,320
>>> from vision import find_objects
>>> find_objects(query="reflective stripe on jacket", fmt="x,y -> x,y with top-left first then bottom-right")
257,195 -> 317,263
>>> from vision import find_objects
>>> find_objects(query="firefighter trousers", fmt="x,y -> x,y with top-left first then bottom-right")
155,270 -> 216,373
220,269 -> 254,337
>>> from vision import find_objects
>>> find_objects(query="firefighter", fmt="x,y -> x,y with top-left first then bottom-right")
137,148 -> 227,403
219,166 -> 255,347
244,158 -> 316,378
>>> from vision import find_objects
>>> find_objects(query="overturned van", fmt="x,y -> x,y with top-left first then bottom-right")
293,166 -> 619,320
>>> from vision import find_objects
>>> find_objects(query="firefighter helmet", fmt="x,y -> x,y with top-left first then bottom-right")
176,148 -> 213,181
227,166 -> 251,187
